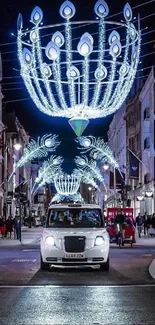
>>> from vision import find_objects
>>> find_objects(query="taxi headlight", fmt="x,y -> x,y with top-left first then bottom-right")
95,236 -> 105,246
45,236 -> 55,246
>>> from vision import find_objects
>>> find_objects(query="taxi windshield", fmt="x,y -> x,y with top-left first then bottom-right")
46,208 -> 103,228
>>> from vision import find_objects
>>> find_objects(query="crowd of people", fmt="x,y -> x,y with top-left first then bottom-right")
0,216 -> 21,240
135,212 -> 155,238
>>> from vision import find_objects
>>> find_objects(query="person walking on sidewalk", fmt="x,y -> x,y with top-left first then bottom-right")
0,219 -> 6,239
136,213 -> 143,238
6,217 -> 13,239
143,212 -> 148,235
14,216 -> 21,240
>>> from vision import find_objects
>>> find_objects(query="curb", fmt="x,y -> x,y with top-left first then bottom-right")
149,259 -> 155,280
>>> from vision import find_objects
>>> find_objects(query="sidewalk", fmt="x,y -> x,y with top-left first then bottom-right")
135,234 -> 155,247
0,227 -> 43,246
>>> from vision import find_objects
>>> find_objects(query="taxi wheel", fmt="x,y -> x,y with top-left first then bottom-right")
100,257 -> 109,271
40,255 -> 49,270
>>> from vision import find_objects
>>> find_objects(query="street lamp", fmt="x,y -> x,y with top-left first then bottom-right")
13,143 -> 22,151
137,195 -> 144,201
145,191 -> 153,198
103,163 -> 109,171
88,186 -> 92,204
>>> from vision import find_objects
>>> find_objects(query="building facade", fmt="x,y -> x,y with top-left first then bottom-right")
2,112 -> 32,219
139,68 -> 155,215
106,103 -> 126,207
125,92 -> 141,217
0,53 -> 4,216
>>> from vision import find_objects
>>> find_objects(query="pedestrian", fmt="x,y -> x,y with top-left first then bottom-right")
146,215 -> 152,234
152,214 -> 155,229
135,213 -> 143,238
6,217 -> 13,239
143,212 -> 148,235
14,216 -> 21,240
0,217 -> 3,236
1,222 -> 6,239
115,209 -> 126,244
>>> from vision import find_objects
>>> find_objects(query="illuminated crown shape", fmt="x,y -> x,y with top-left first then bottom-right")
54,173 -> 81,195
17,1 -> 141,136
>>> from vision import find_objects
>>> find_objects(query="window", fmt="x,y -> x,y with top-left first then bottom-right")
144,107 -> 150,120
47,208 -> 103,228
144,137 -> 150,149
136,132 -> 141,151
144,173 -> 150,184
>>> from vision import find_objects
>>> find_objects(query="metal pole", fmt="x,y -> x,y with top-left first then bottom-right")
78,77 -> 80,105
29,176 -> 32,228
114,167 -> 116,207
19,201 -> 22,242
3,132 -> 8,221
134,184 -> 136,219
12,155 -> 16,218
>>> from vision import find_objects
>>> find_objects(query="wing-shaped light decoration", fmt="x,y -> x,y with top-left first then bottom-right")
73,168 -> 99,190
8,134 -> 60,182
17,1 -> 141,136
81,173 -> 99,190
75,155 -> 106,191
17,134 -> 60,168
76,136 -> 119,169
31,155 -> 63,195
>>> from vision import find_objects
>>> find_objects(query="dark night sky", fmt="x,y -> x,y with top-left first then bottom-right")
0,0 -> 155,172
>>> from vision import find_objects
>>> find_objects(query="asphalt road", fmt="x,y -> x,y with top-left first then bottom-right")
0,244 -> 155,286
0,243 -> 155,324
1,286 -> 155,325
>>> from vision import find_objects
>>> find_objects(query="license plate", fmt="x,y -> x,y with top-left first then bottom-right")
65,253 -> 85,259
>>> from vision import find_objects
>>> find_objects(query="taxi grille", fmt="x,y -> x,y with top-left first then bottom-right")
64,236 -> 85,253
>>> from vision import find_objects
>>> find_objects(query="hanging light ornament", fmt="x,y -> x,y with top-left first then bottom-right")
17,1 -> 141,136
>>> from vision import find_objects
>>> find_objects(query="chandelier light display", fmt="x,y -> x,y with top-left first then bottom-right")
54,173 -> 81,195
51,193 -> 84,203
17,1 -> 141,136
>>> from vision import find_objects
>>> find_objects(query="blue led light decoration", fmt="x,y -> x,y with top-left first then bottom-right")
73,168 -> 100,191
49,171 -> 83,203
17,1 -> 141,136
76,136 -> 119,169
75,156 -> 107,191
54,173 -> 81,195
51,193 -> 84,204
8,134 -> 60,182
32,155 -> 63,195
